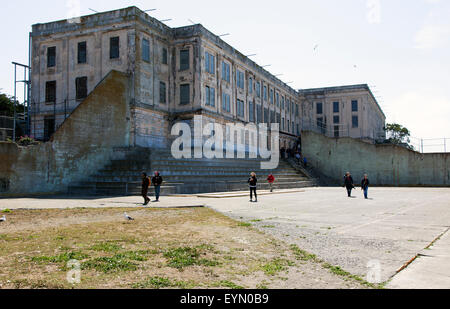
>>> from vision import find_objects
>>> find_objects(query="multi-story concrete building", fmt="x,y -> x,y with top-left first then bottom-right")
299,85 -> 386,141
29,6 -> 384,151
30,6 -> 301,151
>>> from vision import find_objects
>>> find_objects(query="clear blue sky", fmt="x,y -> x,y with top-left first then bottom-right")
1,0 -> 449,140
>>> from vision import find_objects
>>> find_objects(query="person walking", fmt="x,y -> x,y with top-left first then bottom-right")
152,172 -> 163,202
267,174 -> 275,193
295,152 -> 301,165
141,172 -> 151,205
361,174 -> 370,200
248,172 -> 258,203
344,172 -> 355,198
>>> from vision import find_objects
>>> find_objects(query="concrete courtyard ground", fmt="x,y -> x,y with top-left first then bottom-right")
1,187 -> 449,289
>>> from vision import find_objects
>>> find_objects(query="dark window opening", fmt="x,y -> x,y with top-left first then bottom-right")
333,101 -> 340,113
44,117 -> 55,142
78,42 -> 87,64
352,116 -> 359,128
317,103 -> 323,115
352,100 -> 359,112
180,84 -> 190,105
45,81 -> 56,104
76,77 -> 88,100
162,48 -> 168,65
142,38 -> 150,62
160,82 -> 167,104
334,126 -> 340,138
47,47 -> 56,68
110,37 -> 120,59
180,49 -> 190,71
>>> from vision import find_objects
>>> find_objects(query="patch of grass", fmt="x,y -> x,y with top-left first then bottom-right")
131,276 -> 193,289
262,225 -> 276,229
290,244 -> 318,262
260,259 -> 291,276
250,219 -> 263,223
163,245 -> 220,270
89,242 -> 122,253
32,251 -> 89,264
214,280 -> 244,289
2,209 -> 12,214
237,222 -> 252,228
81,256 -> 138,273
322,263 -> 383,289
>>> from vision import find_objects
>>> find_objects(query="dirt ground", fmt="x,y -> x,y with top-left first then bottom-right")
0,207 -> 374,289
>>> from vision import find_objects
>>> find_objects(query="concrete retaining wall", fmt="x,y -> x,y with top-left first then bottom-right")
0,71 -> 131,195
302,130 -> 450,186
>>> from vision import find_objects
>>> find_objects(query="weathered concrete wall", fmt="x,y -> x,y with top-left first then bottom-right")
302,130 -> 450,186
0,71 -> 131,195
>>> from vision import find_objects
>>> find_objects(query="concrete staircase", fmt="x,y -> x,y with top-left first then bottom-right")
68,147 -> 317,196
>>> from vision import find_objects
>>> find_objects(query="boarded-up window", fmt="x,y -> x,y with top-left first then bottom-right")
47,47 -> 56,68
76,77 -> 88,100
110,37 -> 120,59
45,81 -> 56,103
180,84 -> 190,105
78,42 -> 87,64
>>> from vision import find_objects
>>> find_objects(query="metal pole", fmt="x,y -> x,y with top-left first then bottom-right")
23,68 -> 27,135
13,64 -> 17,141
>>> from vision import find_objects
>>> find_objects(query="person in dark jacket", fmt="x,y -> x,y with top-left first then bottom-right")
361,174 -> 370,199
141,172 -> 151,205
152,172 -> 163,202
344,172 -> 355,198
248,172 -> 258,203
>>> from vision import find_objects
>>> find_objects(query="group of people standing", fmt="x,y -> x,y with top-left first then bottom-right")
141,172 -> 163,205
343,172 -> 371,199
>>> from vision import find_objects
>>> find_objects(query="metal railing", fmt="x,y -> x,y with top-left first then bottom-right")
302,121 -> 450,154
302,121 -> 386,143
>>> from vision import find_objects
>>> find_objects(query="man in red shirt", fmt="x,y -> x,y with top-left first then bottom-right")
267,174 -> 275,193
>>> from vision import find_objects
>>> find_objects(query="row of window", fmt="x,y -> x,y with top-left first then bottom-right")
45,78 -> 168,105
317,116 -> 359,129
46,37 -> 171,68
45,77 -> 88,103
206,55 -> 296,112
316,100 -> 359,115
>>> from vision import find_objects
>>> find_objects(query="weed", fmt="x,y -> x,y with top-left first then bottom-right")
82,257 -> 138,273
32,251 -> 89,264
290,244 -> 318,262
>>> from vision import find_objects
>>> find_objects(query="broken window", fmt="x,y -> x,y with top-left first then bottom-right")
78,42 -> 87,64
75,77 -> 88,100
45,81 -> 56,104
47,47 -> 56,68
110,37 -> 120,59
